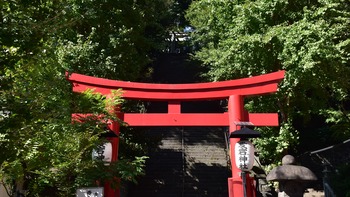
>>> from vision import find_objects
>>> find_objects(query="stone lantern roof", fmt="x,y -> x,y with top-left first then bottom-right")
267,155 -> 317,182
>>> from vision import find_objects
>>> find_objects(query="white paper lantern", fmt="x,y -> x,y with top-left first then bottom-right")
92,142 -> 112,163
235,140 -> 255,171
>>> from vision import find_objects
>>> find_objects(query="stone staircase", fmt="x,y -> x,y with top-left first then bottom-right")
127,127 -> 230,197
126,53 -> 230,196
182,127 -> 229,196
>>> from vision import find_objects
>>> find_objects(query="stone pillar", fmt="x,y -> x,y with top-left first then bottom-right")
278,181 -> 304,197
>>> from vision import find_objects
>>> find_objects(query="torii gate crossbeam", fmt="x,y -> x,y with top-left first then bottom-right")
67,70 -> 285,197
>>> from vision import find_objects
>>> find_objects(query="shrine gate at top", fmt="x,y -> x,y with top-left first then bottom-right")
67,70 -> 285,197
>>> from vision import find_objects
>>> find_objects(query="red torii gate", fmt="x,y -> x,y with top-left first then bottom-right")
67,70 -> 285,197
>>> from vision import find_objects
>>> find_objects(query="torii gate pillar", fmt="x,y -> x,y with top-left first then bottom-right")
228,95 -> 255,197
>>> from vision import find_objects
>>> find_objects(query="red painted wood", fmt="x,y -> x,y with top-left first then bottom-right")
168,101 -> 181,114
228,95 -> 256,197
67,71 -> 285,100
248,113 -> 279,126
123,113 -> 228,126
103,104 -> 120,197
67,70 -> 284,90
72,113 -> 279,127
228,95 -> 245,197
104,120 -> 120,197
71,83 -> 280,100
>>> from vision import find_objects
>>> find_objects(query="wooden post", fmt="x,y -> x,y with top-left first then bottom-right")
104,95 -> 121,197
228,95 -> 255,197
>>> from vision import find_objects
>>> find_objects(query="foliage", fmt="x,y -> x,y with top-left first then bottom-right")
187,0 -> 350,164
0,59 -> 146,196
0,0 -> 172,196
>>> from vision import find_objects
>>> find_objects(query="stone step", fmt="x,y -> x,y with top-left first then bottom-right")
185,153 -> 227,158
127,127 -> 229,197
185,146 -> 226,152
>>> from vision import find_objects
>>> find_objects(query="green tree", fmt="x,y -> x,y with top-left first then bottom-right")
1,0 -> 172,196
186,0 -> 350,164
0,53 -> 147,196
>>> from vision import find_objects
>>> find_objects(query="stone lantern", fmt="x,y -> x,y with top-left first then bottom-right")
266,155 -> 317,197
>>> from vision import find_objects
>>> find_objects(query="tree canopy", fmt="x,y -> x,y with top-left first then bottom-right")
0,0 -> 176,196
186,0 -> 350,163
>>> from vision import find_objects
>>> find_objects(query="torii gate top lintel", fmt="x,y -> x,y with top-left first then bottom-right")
67,70 -> 285,101
67,70 -> 285,127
